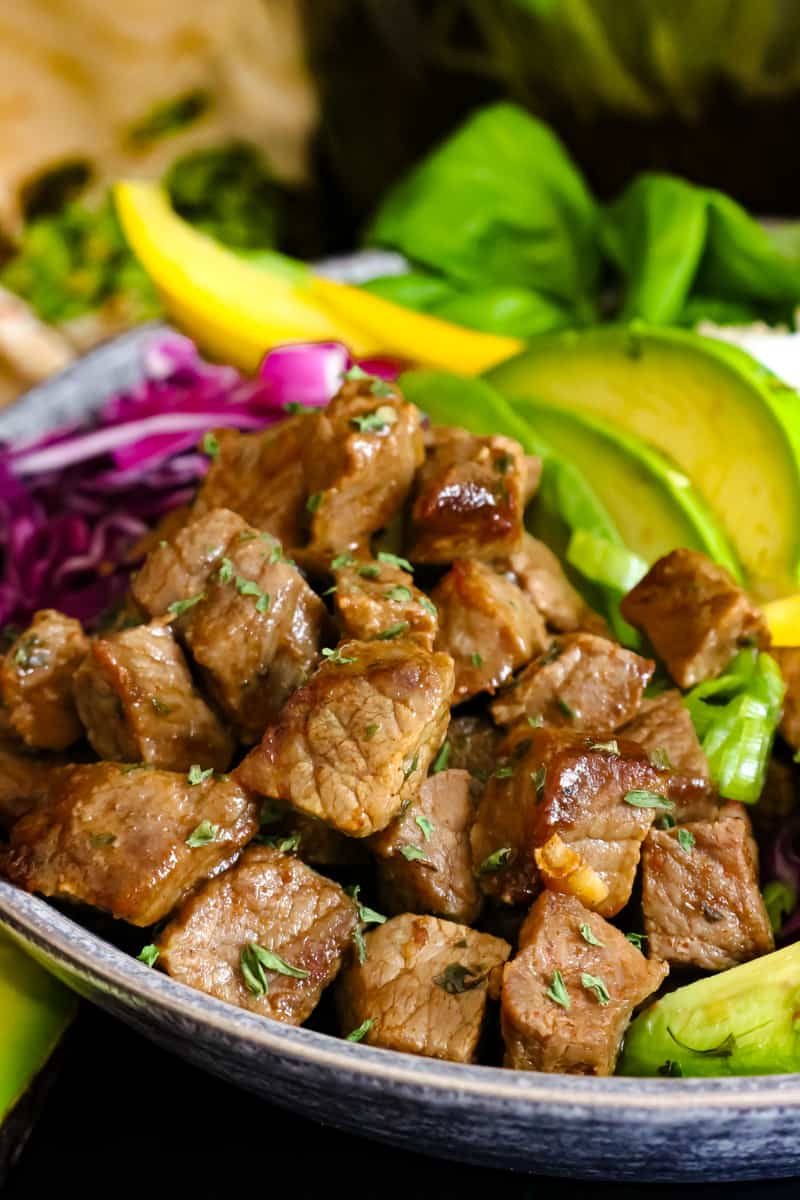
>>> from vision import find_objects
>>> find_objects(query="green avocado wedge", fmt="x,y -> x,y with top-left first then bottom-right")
486,324 -> 800,599
618,941 -> 800,1077
515,400 -> 741,579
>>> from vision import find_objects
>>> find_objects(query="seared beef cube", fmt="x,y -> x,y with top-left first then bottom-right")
0,610 -> 89,750
0,740 -> 57,830
237,638 -> 454,837
446,714 -> 502,795
336,913 -> 510,1063
432,560 -> 547,702
369,769 -> 483,923
302,380 -> 424,564
498,534 -> 607,634
333,557 -> 437,648
158,845 -> 357,1024
193,417 -> 310,548
409,426 -> 540,563
621,691 -> 709,779
5,763 -> 257,926
133,507 -> 327,743
642,809 -> 774,971
772,648 -> 800,750
472,727 -> 669,915
490,633 -> 653,729
501,892 -> 667,1074
73,621 -> 234,772
620,549 -> 769,688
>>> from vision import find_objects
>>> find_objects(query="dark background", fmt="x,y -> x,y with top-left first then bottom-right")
6,1004 -> 799,1198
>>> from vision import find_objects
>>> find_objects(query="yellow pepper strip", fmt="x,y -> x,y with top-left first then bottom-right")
763,594 -> 800,647
114,181 -> 522,375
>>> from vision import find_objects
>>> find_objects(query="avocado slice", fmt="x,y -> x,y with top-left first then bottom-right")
486,324 -> 800,599
515,399 -> 742,578
618,941 -> 800,1077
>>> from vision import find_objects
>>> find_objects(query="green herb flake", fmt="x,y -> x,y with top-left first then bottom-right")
580,972 -> 611,1006
625,932 -> 647,950
150,696 -> 171,716
12,634 -> 48,670
677,828 -> 696,852
352,926 -> 368,964
527,715 -> 543,728
590,739 -> 619,755
357,564 -> 381,579
476,847 -> 513,874
239,942 -> 309,998
256,592 -> 271,614
284,401 -> 309,415
322,647 -> 357,666
217,557 -> 234,584
345,884 -> 386,928
649,747 -> 673,770
119,762 -> 150,775
658,813 -> 677,830
539,642 -> 562,665
370,378 -> 395,398
415,814 -> 435,841
89,832 -> 116,848
351,405 -> 398,433
433,963 -> 485,995
531,766 -> 547,795
624,790 -> 674,812
238,531 -> 259,542
365,723 -> 380,739
579,923 -> 604,948
201,431 -> 220,459
494,763 -> 514,779
185,819 -> 218,847
167,592 -> 206,617
306,491 -> 324,514
377,551 -> 413,573
418,595 -> 437,617
187,764 -> 214,786
137,944 -> 160,968
346,1018 -> 374,1043
331,554 -> 357,570
545,969 -> 570,1010
470,652 -> 483,668
126,89 -> 211,145
384,585 -> 413,604
342,364 -> 370,381
376,621 -> 410,640
763,879 -> 797,934
557,697 -> 576,719
403,754 -> 419,779
432,741 -> 450,774
400,843 -> 433,865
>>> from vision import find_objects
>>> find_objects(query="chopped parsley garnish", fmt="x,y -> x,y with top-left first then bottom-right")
418,595 -> 437,617
365,723 -> 380,739
649,747 -> 673,770
89,833 -> 116,848
201,431 -> 220,459
358,564 -> 381,579
238,531 -> 259,542
322,585 -> 337,596
258,832 -> 302,853
677,828 -> 696,852
667,1028 -> 736,1059
557,697 -> 576,719
624,790 -> 674,811
376,621 -> 409,640
346,1018 -> 374,1043
625,932 -> 647,950
218,557 -> 234,584
137,944 -> 160,968
545,969 -> 570,1010
167,592 -> 206,617
150,696 -> 171,716
187,764 -> 214,786
476,847 -> 513,874
494,763 -> 514,779
235,575 -> 270,613
370,378 -> 395,398
240,943 -> 309,996
185,819 -> 218,847
306,492 -> 324,514
658,813 -> 677,829
119,762 -> 151,775
350,406 -> 398,433
384,585 -> 413,604
590,739 -> 619,754
527,715 -> 543,728
433,963 -> 485,995
345,884 -> 386,929
342,364 -> 370,381
322,647 -> 357,665
331,553 -> 357,569
13,635 -> 48,670
432,741 -> 450,773
377,551 -> 413,573
470,652 -> 483,668
400,843 -> 433,865
579,923 -> 604,947
580,972 -> 611,1006
531,766 -> 547,795
415,814 -> 435,841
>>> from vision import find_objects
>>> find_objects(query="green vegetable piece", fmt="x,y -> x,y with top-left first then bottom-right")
625,932 -> 647,950
384,586 -> 413,604
365,723 -> 380,739
677,828 -> 696,852
545,969 -> 570,1010
762,880 -> 797,934
185,819 -> 218,847
400,844 -> 433,865
581,972 -> 611,1006
414,814 -> 435,841
476,847 -> 513,874
137,944 -> 159,968
376,622 -> 410,640
201,431 -> 220,459
187,764 -> 214,786
579,924 -> 604,948
306,492 -> 324,514
322,647 -> 357,665
240,943 -> 309,996
557,697 -> 576,719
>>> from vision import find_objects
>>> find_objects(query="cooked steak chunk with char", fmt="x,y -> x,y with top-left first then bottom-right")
0,739 -> 58,830
472,726 -> 672,915
73,621 -> 234,772
158,845 -> 357,1025
193,417 -> 310,549
497,534 -> 607,634
336,913 -> 510,1063
0,610 -> 89,750
333,556 -> 437,648
491,633 -> 653,730
446,714 -> 502,793
642,806 -> 774,971
4,763 -> 257,926
369,769 -> 483,923
236,638 -> 454,837
301,379 -> 424,566
501,892 -> 667,1074
771,648 -> 800,750
620,549 -> 769,688
132,507 -> 327,743
409,426 -> 540,563
432,560 -> 547,702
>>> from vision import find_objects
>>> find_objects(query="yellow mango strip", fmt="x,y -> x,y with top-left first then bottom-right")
763,594 -> 800,647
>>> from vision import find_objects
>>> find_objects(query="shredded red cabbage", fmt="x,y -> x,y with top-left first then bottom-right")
0,335 -> 400,631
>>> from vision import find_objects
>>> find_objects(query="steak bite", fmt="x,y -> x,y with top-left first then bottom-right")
4,763 -> 258,926
621,690 -> 709,780
642,808 -> 774,971
158,845 -> 357,1025
772,648 -> 800,750
501,892 -> 668,1075
0,610 -> 89,750
408,426 -> 540,563
369,769 -> 483,923
471,726 -> 670,915
432,560 -> 547,702
336,913 -> 510,1063
193,416 -> 310,549
132,507 -> 327,744
490,633 -> 653,729
333,556 -> 437,648
301,378 -> 424,565
0,740 -> 58,830
497,533 -> 607,634
73,621 -> 234,772
620,549 -> 769,688
446,714 -> 502,790
236,638 -> 454,837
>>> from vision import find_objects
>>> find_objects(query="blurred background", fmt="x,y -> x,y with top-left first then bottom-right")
2,0 -> 800,402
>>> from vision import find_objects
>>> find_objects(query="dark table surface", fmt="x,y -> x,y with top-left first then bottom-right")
5,1003 -> 800,1199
